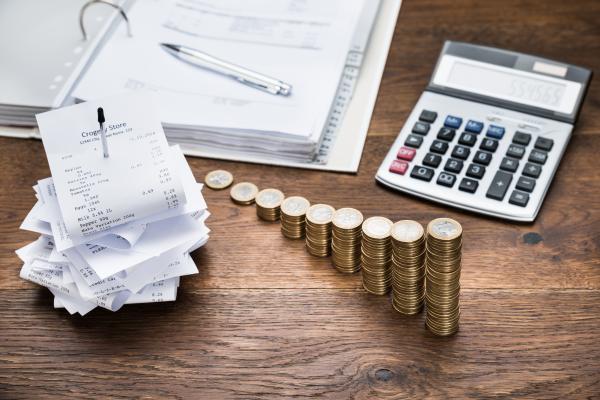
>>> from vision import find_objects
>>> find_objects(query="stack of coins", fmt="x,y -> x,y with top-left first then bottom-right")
230,182 -> 259,205
391,220 -> 426,315
255,188 -> 285,221
360,217 -> 393,295
280,196 -> 310,239
305,204 -> 335,257
331,208 -> 364,274
425,218 -> 462,336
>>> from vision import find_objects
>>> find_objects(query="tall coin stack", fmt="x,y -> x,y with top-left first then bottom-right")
305,204 -> 335,257
360,217 -> 393,295
280,196 -> 310,239
331,208 -> 364,274
391,220 -> 426,315
425,218 -> 462,336
255,188 -> 285,221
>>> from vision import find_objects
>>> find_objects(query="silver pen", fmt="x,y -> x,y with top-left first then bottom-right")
160,43 -> 292,96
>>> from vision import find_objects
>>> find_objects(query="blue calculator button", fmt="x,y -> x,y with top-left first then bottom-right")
444,115 -> 463,129
465,120 -> 483,133
486,124 -> 505,139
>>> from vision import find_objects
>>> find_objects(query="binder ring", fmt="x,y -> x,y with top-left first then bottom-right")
79,0 -> 132,41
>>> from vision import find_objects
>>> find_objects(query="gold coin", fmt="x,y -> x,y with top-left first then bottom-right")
204,169 -> 234,190
255,188 -> 285,209
281,196 -> 310,217
230,182 -> 259,204
362,216 -> 393,240
332,208 -> 364,230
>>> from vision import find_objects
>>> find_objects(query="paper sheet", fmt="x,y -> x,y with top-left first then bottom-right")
36,92 -> 187,238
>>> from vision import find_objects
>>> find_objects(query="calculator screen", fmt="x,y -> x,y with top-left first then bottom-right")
433,55 -> 583,115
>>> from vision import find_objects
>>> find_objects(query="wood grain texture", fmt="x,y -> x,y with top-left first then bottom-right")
1,0 -> 600,398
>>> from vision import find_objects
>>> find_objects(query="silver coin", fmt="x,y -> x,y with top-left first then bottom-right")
332,208 -> 363,230
306,204 -> 335,224
362,216 -> 393,239
230,182 -> 259,203
205,170 -> 233,189
281,196 -> 310,216
392,220 -> 424,242
256,188 -> 285,208
428,218 -> 462,240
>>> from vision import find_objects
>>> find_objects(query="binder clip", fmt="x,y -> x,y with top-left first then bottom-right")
79,0 -> 132,41
97,107 -> 109,158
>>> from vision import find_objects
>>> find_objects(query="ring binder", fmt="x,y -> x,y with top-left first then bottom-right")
79,0 -> 132,41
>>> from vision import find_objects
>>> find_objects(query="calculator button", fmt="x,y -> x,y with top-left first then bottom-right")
397,146 -> 416,161
516,176 -> 536,192
486,171 -> 513,201
486,125 -> 505,139
389,160 -> 409,175
437,172 -> 456,188
444,158 -> 463,174
480,138 -> 499,152
466,163 -> 485,179
430,140 -> 449,155
500,157 -> 519,173
405,134 -> 423,148
523,162 -> 542,178
459,178 -> 478,193
458,132 -> 477,146
465,120 -> 483,134
528,149 -> 548,165
509,190 -> 529,207
506,144 -> 526,159
410,165 -> 434,182
419,110 -> 438,123
437,127 -> 456,141
473,151 -> 493,166
534,137 -> 554,151
412,121 -> 430,135
451,145 -> 470,160
513,131 -> 532,146
444,115 -> 463,129
423,153 -> 442,168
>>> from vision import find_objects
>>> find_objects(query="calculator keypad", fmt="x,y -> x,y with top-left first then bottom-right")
412,121 -> 430,135
437,127 -> 456,141
405,134 -> 423,148
378,96 -> 565,221
480,138 -> 499,152
410,165 -> 434,181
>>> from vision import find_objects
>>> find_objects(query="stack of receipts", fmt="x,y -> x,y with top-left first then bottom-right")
16,92 -> 209,315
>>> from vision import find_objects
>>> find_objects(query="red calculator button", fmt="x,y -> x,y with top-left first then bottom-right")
389,160 -> 409,175
397,146 -> 416,161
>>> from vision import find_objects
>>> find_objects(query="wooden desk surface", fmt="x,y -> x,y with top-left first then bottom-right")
1,0 -> 599,398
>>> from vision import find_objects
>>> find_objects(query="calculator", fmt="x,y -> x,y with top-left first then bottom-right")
376,41 -> 592,222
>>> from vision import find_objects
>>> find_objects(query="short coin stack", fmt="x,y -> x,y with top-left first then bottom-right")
230,182 -> 259,205
256,188 -> 285,221
425,218 -> 462,336
391,220 -> 426,315
305,204 -> 336,257
360,217 -> 393,295
280,196 -> 310,239
331,208 -> 364,274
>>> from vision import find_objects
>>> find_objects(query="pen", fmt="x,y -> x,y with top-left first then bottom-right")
160,43 -> 292,96
97,107 -> 109,158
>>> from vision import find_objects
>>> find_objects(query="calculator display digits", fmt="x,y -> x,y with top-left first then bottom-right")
376,41 -> 591,222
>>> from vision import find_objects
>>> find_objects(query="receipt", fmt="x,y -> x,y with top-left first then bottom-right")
36,92 -> 186,239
